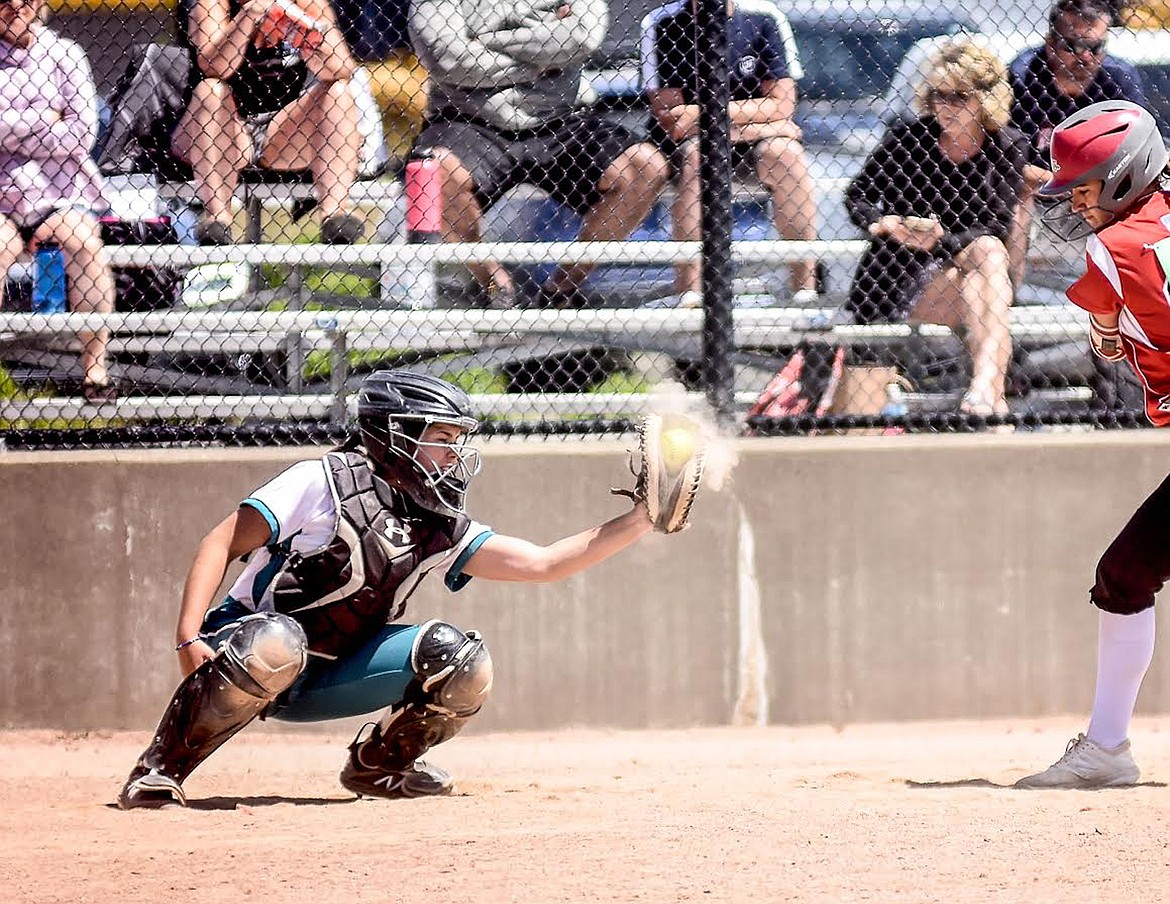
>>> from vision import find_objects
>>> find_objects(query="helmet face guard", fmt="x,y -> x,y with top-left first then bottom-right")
1037,194 -> 1098,242
356,371 -> 483,515
1039,100 -> 1168,239
373,413 -> 482,515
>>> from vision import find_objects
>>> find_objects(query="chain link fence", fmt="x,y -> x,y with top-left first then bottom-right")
0,0 -> 1165,448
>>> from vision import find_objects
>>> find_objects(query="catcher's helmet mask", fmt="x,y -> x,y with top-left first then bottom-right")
356,371 -> 482,516
1038,100 -> 1169,240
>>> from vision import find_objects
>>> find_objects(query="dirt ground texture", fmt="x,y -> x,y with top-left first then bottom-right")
4,717 -> 1170,904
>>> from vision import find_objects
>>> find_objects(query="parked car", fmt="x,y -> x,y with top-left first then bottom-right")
586,0 -> 975,152
884,27 -> 1170,133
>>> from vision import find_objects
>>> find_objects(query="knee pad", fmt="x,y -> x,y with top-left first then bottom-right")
349,621 -> 492,774
412,619 -> 493,717
224,612 -> 309,698
128,614 -> 307,788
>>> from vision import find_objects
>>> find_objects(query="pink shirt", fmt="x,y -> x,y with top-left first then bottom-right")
0,25 -> 107,228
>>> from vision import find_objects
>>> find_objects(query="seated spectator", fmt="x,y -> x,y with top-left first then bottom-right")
408,0 -> 669,308
0,0 -> 116,403
642,0 -> 817,308
1007,0 -> 1146,285
844,40 -> 1026,418
173,0 -> 365,245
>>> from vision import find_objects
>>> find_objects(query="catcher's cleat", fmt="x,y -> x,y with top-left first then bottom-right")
339,755 -> 454,799
117,769 -> 188,810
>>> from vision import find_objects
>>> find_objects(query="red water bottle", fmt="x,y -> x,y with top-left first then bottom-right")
405,150 -> 442,244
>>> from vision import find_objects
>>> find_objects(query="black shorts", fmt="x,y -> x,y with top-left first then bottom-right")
848,240 -> 946,324
17,211 -> 53,245
655,135 -> 759,181
14,206 -> 94,245
413,111 -> 638,215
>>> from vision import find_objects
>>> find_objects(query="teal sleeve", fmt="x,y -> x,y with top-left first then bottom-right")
445,529 -> 494,592
240,498 -> 279,545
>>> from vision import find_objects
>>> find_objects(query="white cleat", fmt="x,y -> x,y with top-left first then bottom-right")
118,769 -> 188,809
1014,734 -> 1140,789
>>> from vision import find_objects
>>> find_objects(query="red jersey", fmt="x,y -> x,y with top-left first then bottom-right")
1067,190 -> 1170,426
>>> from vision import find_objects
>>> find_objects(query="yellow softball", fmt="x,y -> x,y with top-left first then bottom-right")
660,427 -> 696,470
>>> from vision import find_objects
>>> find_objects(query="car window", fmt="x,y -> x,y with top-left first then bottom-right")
1135,64 -> 1170,133
793,22 -> 966,102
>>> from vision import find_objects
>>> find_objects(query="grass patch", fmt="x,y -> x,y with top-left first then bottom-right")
302,348 -> 416,382
0,364 -> 21,399
306,269 -> 377,297
590,371 -> 652,394
443,367 -> 509,395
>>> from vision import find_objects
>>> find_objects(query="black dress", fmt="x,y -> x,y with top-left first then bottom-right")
844,117 -> 1027,324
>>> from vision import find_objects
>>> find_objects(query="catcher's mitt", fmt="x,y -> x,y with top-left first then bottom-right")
613,413 -> 707,533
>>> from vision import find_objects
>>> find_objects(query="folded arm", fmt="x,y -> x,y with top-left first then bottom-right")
477,0 -> 608,70
190,0 -> 268,80
410,0 -> 531,89
0,40 -> 98,160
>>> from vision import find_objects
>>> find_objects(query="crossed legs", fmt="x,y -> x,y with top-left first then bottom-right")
910,234 -> 1014,415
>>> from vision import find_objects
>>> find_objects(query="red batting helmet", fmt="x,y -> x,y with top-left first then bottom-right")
1040,100 -> 1168,214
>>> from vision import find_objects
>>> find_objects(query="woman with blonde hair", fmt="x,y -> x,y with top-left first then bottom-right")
844,40 -> 1027,417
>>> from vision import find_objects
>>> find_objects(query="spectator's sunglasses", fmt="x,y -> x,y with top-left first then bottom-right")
1052,31 -> 1107,56
929,89 -> 975,107
0,0 -> 37,8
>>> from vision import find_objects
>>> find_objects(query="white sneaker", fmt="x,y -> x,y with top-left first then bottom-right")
1014,734 -> 1140,789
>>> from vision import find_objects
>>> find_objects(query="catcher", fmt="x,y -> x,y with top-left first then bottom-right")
117,369 -> 705,808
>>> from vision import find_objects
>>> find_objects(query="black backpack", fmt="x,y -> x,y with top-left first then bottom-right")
96,43 -> 196,182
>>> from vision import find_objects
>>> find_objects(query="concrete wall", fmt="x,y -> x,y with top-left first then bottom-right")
2,433 -> 1168,732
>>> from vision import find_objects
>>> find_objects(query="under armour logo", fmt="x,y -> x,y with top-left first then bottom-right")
384,522 -> 411,546
375,522 -> 414,559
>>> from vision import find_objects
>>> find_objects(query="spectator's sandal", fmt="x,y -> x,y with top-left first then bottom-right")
320,213 -> 365,245
82,380 -> 118,405
485,279 -> 516,310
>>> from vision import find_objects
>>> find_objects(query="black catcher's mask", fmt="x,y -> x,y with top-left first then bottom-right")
356,370 -> 481,516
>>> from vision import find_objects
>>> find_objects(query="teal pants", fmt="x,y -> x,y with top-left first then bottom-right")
203,602 -> 421,723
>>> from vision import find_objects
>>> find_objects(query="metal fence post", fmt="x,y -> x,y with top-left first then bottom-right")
695,0 -> 735,422
326,320 -> 348,430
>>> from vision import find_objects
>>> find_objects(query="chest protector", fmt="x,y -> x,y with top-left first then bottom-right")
266,451 -> 470,658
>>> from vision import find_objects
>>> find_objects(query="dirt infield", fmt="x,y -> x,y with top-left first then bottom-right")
5,717 -> 1170,903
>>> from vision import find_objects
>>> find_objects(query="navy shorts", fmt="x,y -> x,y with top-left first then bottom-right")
655,135 -> 760,181
413,111 -> 639,215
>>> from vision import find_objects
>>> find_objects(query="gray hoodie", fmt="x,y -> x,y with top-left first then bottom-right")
409,0 -> 607,131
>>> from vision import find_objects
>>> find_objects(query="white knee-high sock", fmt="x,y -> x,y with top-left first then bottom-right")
1086,608 -> 1156,749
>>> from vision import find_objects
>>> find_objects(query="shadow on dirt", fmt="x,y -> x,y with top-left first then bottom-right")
905,779 -> 1167,789
105,795 -> 360,811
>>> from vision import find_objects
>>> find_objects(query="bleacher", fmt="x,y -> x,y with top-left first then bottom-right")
0,226 -> 1095,426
